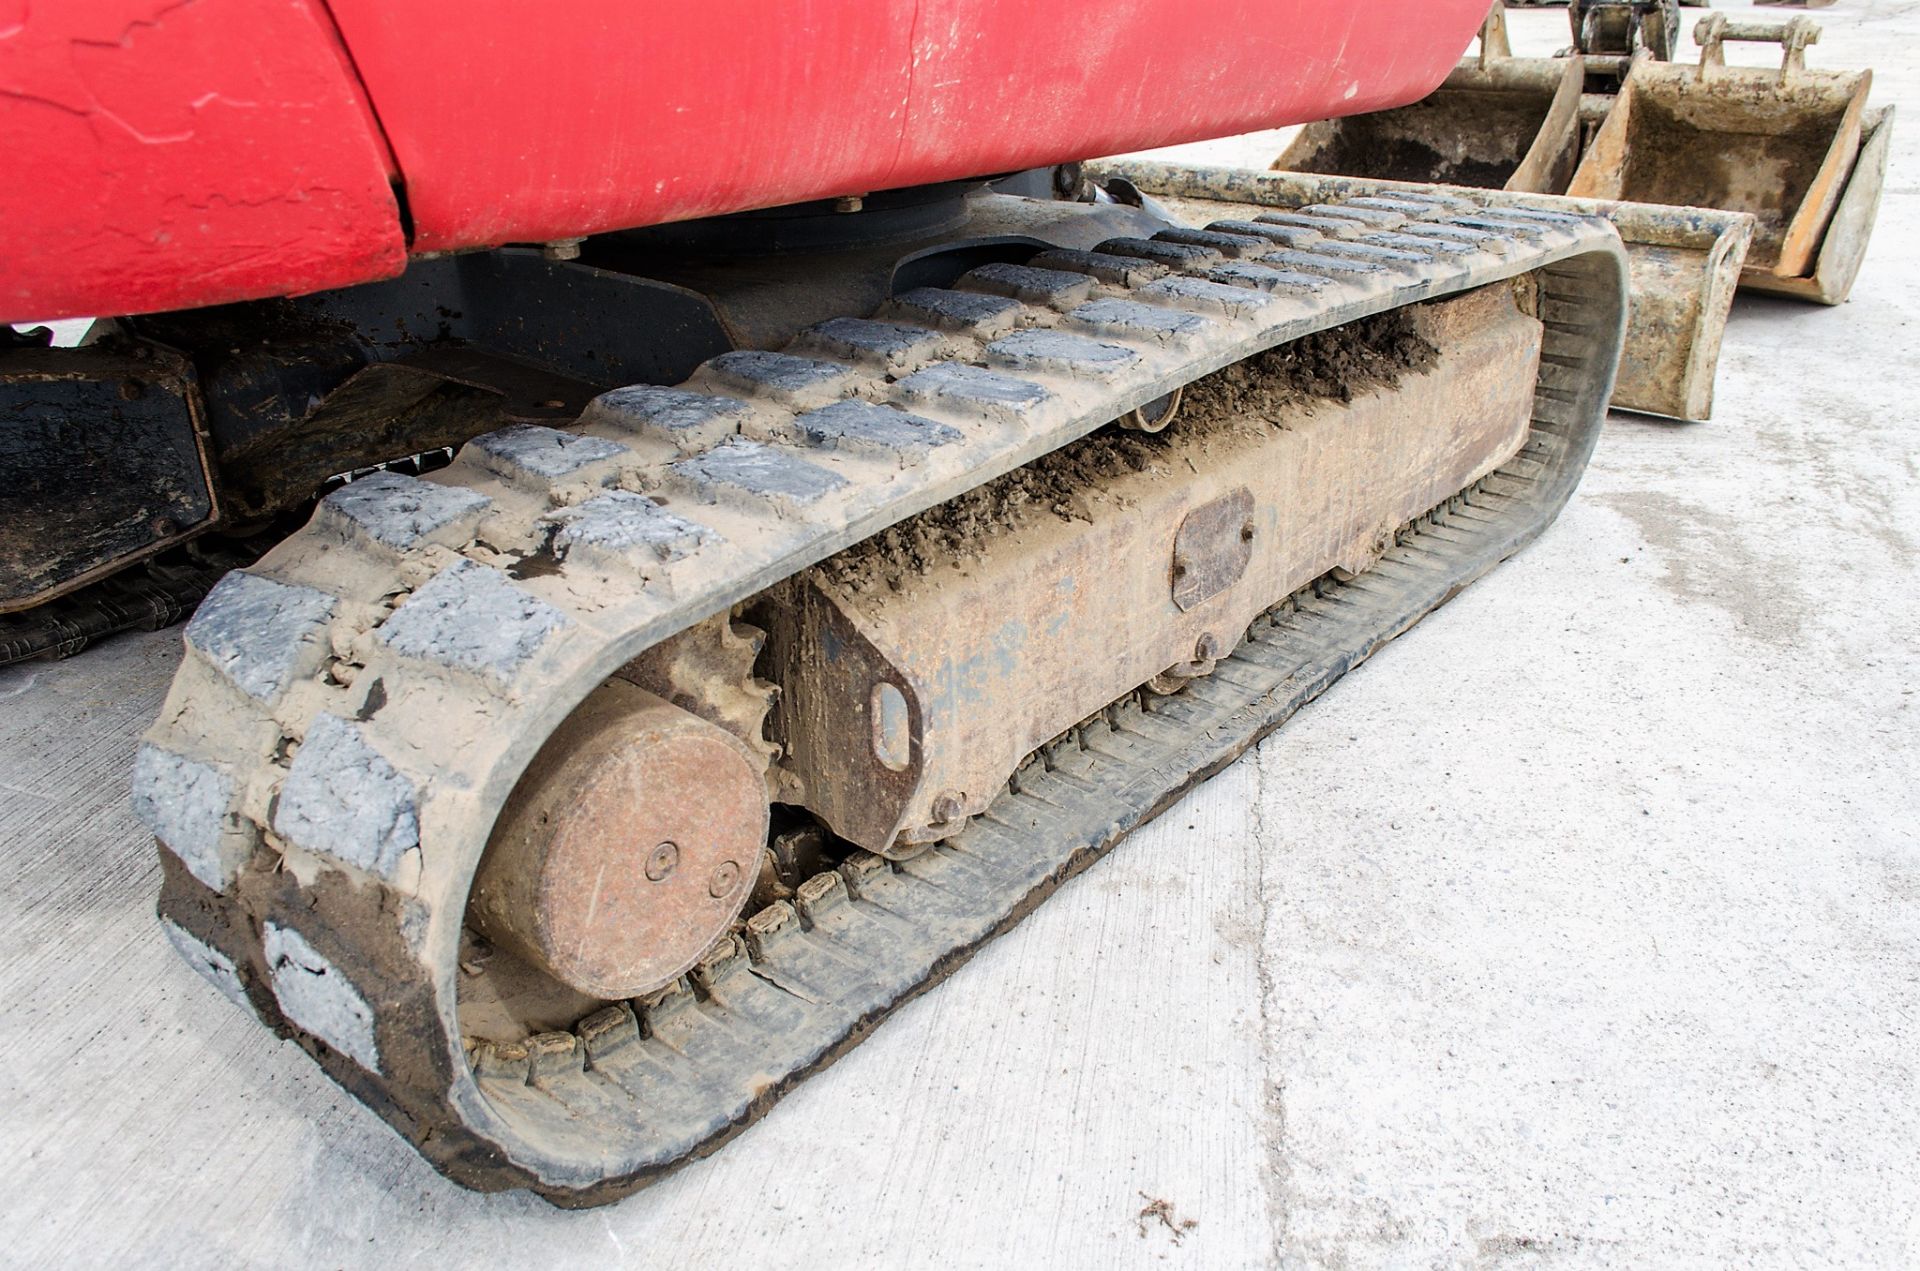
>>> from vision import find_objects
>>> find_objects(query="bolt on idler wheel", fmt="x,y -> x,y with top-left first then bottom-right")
467,679 -> 767,1000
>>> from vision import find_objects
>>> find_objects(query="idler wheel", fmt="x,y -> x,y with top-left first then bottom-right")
1119,386 -> 1183,433
468,679 -> 767,999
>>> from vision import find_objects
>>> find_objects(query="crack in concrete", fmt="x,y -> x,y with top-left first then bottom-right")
1247,738 -> 1293,1264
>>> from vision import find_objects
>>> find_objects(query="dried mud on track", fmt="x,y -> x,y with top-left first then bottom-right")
1181,309 -> 1438,421
822,310 -> 1439,596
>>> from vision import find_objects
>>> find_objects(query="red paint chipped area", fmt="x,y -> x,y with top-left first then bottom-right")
0,0 -> 404,322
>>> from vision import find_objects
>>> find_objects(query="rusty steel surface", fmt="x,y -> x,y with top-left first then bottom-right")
1573,0 -> 1682,61
764,289 -> 1541,854
618,613 -> 781,779
1272,8 -> 1886,379
757,577 -> 928,853
468,682 -> 766,1001
1119,387 -> 1185,434
1172,488 -> 1257,613
1740,104 -> 1894,305
1108,162 -> 1749,422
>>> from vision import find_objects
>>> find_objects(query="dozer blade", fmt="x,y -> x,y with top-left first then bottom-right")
137,174 -> 1626,1205
1104,161 -> 1748,422
1567,15 -> 1879,298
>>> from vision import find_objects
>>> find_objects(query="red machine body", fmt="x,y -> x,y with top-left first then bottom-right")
2,0 -> 1488,322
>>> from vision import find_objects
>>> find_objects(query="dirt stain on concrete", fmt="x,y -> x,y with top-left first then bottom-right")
1753,414 -> 1918,562
1135,1192 -> 1199,1244
1589,489 -> 1813,648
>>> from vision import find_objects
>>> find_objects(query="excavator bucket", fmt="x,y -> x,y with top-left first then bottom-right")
1567,15 -> 1879,298
1276,9 -> 1586,195
1116,162 -> 1747,422
1741,104 -> 1893,305
1271,9 -> 1757,420
1272,138 -> 1749,421
1277,5 -> 1889,405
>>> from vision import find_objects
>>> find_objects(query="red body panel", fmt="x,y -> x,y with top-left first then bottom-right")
0,0 -> 405,322
2,0 -> 1486,322
330,0 -> 1489,252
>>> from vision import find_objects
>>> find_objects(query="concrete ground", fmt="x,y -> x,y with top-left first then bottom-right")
3,5 -> 1916,1267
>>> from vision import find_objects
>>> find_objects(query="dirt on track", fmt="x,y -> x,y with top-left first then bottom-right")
822,310 -> 1439,596
1179,308 -> 1438,423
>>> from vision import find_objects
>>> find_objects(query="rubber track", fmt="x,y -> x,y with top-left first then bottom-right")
140,184 -> 1627,1203
2,452 -> 452,667
489,442 -> 1591,1209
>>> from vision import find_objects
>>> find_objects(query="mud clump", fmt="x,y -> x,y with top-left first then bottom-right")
821,430 -> 1169,595
1178,309 -> 1437,428
824,309 -> 1438,597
